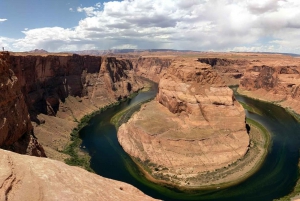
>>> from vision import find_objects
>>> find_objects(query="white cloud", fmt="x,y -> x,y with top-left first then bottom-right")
4,0 -> 300,53
0,37 -> 15,50
69,8 -> 73,12
0,18 -> 7,22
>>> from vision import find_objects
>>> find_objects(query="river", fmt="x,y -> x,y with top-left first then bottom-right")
79,83 -> 300,201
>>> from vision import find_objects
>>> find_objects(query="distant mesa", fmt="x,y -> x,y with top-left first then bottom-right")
28,49 -> 49,54
68,49 -> 202,56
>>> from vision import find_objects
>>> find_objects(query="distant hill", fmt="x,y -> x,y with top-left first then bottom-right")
28,49 -> 49,54
230,51 -> 300,57
65,49 -> 202,56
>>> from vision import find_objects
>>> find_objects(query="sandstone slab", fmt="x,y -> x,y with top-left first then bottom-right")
0,149 -> 157,201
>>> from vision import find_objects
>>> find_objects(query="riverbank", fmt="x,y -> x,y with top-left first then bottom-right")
62,100 -> 124,171
237,88 -> 300,123
236,87 -> 300,201
61,86 -> 148,171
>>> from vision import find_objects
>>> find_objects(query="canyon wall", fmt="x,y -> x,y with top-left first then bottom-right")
198,58 -> 250,86
9,54 -> 142,119
118,59 -> 249,187
8,53 -> 145,159
0,149 -> 157,201
239,57 -> 300,115
131,57 -> 173,82
0,52 -> 45,156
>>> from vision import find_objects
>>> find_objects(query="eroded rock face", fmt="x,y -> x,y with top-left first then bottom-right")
198,58 -> 250,86
9,54 -> 143,119
0,52 -> 45,157
118,59 -> 249,187
9,53 -> 145,159
239,57 -> 300,115
0,149 -> 158,201
131,57 -> 173,82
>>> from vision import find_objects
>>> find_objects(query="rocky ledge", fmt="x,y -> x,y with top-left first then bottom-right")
0,149 -> 157,201
118,59 -> 249,188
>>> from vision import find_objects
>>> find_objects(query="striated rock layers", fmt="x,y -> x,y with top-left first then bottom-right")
198,58 -> 250,86
131,57 -> 173,82
9,54 -> 143,119
8,53 -> 145,160
0,52 -> 45,156
118,59 -> 249,187
239,57 -> 300,115
0,149 -> 158,201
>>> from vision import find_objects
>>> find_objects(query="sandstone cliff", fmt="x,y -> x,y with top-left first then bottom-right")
198,58 -> 250,86
0,52 -> 45,156
118,59 -> 249,187
0,149 -> 157,201
239,56 -> 300,115
9,53 -> 145,159
131,57 -> 173,82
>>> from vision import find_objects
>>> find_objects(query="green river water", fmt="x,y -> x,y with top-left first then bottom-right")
79,84 -> 300,201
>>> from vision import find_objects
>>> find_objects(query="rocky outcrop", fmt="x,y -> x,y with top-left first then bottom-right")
118,59 -> 249,187
131,57 -> 173,82
0,149 -> 158,201
8,53 -> 145,160
198,58 -> 250,85
0,52 -> 45,157
239,57 -> 300,115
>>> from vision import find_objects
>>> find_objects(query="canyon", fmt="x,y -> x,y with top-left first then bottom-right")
118,58 -> 250,187
8,52 -> 148,160
1,50 -> 300,200
0,51 -> 162,200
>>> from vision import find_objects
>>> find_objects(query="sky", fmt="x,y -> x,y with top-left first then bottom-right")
0,0 -> 300,53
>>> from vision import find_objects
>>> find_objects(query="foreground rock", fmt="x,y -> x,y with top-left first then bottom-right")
0,149 -> 157,201
118,59 -> 249,187
239,54 -> 300,116
0,52 -> 45,156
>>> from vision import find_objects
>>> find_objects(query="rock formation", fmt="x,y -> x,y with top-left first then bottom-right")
198,58 -> 250,86
0,149 -> 157,201
131,57 -> 173,82
118,59 -> 249,187
8,53 -> 145,159
0,52 -> 45,157
239,56 -> 300,115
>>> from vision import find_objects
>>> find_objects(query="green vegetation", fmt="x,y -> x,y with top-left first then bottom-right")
61,85 -> 148,172
287,108 -> 300,123
111,97 -> 154,128
62,100 -> 123,172
239,102 -> 264,116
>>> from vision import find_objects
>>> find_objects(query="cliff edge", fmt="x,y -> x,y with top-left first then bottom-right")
0,52 -> 45,156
